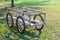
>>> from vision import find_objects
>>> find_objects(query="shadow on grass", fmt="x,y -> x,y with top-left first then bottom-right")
0,7 -> 7,24
0,18 -> 42,40
4,27 -> 41,40
0,17 -> 42,40
0,8 -> 6,24
0,8 -> 6,17
0,18 -> 6,24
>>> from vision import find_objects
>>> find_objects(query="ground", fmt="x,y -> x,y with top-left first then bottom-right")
0,0 -> 60,40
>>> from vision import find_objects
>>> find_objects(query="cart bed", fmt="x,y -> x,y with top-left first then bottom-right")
13,16 -> 44,26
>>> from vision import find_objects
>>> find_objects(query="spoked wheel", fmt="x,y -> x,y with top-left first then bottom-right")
6,13 -> 14,27
33,15 -> 44,30
16,16 -> 25,34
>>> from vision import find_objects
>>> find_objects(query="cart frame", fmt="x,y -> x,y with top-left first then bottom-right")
6,0 -> 46,34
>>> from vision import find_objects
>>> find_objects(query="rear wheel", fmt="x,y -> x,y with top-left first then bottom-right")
6,13 -> 14,28
33,15 -> 44,30
16,16 -> 25,34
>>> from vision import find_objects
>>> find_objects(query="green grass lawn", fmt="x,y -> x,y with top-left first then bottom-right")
0,0 -> 60,40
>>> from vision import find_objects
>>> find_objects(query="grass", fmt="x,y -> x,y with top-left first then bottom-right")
0,0 -> 60,40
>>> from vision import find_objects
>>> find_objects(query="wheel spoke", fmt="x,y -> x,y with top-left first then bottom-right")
8,17 -> 12,26
18,27 -> 22,32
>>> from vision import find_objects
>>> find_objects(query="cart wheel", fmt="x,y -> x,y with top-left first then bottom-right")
33,15 -> 44,30
16,16 -> 25,34
6,13 -> 14,27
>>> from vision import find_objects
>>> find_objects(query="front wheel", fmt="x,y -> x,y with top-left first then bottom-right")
16,16 -> 25,34
33,15 -> 44,30
6,13 -> 14,28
